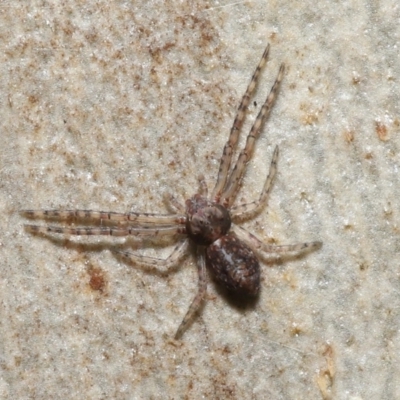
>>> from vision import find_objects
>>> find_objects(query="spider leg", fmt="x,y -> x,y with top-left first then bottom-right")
197,174 -> 208,197
114,239 -> 189,272
221,63 -> 285,207
211,44 -> 270,202
24,224 -> 186,237
232,224 -> 322,254
21,209 -> 185,226
231,145 -> 278,219
174,246 -> 207,339
163,193 -> 186,214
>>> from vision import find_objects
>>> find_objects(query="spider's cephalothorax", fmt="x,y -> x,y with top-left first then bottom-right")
21,44 -> 322,340
185,194 -> 231,246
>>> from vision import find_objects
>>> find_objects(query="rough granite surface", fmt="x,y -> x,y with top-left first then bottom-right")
1,1 -> 400,399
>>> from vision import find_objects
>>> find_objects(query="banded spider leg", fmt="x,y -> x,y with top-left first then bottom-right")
21,208 -> 189,275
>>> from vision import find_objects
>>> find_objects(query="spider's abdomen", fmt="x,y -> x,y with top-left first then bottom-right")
186,194 -> 231,246
206,234 -> 260,296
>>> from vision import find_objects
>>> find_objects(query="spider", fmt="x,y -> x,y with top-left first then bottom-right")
21,44 -> 322,339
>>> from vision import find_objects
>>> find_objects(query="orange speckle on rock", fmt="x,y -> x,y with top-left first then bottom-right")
375,120 -> 389,141
344,130 -> 354,143
88,267 -> 106,292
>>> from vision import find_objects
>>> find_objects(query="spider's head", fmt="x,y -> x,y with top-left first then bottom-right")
185,194 -> 231,246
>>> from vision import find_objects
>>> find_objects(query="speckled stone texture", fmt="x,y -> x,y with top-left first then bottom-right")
1,1 -> 400,399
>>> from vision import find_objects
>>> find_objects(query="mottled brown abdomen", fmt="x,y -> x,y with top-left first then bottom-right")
206,234 -> 260,296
